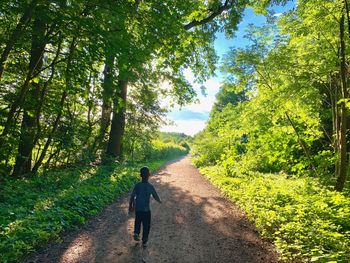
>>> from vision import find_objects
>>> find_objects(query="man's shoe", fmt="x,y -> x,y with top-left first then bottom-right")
133,234 -> 140,241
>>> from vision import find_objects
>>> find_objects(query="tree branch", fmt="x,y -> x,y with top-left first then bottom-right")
0,0 -> 39,80
184,0 -> 234,30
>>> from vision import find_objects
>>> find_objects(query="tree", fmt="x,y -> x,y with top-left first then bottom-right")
193,0 -> 350,190
0,0 -> 287,176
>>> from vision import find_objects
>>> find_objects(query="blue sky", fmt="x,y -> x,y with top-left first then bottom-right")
160,1 -> 295,136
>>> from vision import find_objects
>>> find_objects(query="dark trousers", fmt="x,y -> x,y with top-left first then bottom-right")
134,211 -> 151,242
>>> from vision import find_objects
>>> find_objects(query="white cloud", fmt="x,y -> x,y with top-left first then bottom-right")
169,77 -> 221,113
202,78 -> 222,96
159,71 -> 222,136
184,68 -> 222,96
273,13 -> 282,17
185,95 -> 216,113
160,119 -> 206,136
184,68 -> 195,82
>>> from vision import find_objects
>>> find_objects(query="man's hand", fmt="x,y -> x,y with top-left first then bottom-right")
128,202 -> 135,214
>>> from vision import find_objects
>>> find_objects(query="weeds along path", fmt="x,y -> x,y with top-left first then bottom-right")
24,156 -> 278,263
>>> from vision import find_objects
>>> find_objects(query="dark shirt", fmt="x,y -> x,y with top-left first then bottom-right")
130,181 -> 161,212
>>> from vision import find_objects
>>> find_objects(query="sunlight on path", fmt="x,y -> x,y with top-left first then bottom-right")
25,157 -> 278,263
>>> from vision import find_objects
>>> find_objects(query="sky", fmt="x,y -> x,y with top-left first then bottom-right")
160,2 -> 295,136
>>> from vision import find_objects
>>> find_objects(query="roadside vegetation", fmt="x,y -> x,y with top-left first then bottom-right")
0,0 -> 252,261
192,1 -> 350,262
199,166 -> 350,262
3,0 -> 350,262
0,138 -> 187,262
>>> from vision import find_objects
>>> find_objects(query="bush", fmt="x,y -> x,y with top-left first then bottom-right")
145,140 -> 188,160
199,166 -> 350,262
0,155 -> 180,262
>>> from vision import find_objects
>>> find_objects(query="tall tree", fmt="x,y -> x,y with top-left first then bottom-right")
11,11 -> 48,176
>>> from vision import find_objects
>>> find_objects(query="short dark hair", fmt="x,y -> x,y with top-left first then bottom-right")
140,166 -> 150,177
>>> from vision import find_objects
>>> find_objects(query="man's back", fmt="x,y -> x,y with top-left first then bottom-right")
129,167 -> 161,246
132,181 -> 161,212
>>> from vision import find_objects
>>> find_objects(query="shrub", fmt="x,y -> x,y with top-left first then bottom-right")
0,155 -> 181,262
145,140 -> 188,160
199,166 -> 350,262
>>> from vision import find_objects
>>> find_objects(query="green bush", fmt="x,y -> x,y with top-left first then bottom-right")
145,140 -> 188,160
199,166 -> 350,262
0,156 -> 179,262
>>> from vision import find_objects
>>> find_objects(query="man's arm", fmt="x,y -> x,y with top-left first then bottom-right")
151,186 -> 161,203
129,186 -> 137,211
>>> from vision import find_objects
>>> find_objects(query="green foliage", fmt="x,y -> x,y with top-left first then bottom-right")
192,1 -> 350,261
122,83 -> 167,161
145,140 -> 188,161
200,166 -> 350,262
157,132 -> 193,151
192,0 -> 344,179
1,0 -> 254,176
158,132 -> 192,144
0,154 -> 183,262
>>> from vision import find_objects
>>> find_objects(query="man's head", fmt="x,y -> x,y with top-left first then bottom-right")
140,166 -> 150,181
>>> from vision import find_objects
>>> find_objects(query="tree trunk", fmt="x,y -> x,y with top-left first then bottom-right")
32,37 -> 76,173
99,55 -> 115,145
335,14 -> 348,191
85,71 -> 94,148
45,148 -> 60,169
106,79 -> 128,158
32,91 -> 67,172
12,112 -> 36,175
330,75 -> 340,177
0,15 -> 48,150
12,16 -> 46,177
0,0 -> 38,80
285,112 -> 319,177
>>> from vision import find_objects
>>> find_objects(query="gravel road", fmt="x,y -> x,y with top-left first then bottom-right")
25,156 -> 279,263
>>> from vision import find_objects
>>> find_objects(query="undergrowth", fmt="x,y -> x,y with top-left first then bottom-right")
199,165 -> 350,262
0,155 -> 183,262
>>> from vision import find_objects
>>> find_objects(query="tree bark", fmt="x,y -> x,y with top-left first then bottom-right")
329,75 -> 340,177
0,0 -> 38,80
12,16 -> 46,176
335,14 -> 348,191
0,23 -> 48,150
100,55 -> 115,144
106,79 -> 128,158
285,112 -> 319,177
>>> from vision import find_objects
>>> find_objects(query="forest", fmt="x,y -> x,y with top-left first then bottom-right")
0,0 -> 207,176
1,0 -> 350,262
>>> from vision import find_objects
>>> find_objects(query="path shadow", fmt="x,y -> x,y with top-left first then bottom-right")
24,157 -> 278,263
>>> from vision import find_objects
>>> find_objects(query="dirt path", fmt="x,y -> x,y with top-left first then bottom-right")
24,156 -> 279,263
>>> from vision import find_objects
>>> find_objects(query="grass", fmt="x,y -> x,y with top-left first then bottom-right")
0,154 -> 184,263
199,165 -> 350,262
